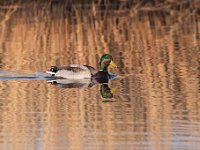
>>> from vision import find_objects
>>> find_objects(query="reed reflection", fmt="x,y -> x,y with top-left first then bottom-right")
0,1 -> 199,149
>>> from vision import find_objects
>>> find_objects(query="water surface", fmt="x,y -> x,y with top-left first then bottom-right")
0,1 -> 200,150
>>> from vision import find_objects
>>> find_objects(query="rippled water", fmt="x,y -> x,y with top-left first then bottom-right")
0,1 -> 200,150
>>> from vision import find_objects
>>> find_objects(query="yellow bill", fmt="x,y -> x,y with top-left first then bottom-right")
110,87 -> 117,94
110,60 -> 117,68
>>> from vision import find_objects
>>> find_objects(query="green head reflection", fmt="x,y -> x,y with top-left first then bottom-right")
100,83 -> 116,99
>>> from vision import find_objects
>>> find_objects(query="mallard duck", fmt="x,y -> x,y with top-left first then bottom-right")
46,54 -> 117,79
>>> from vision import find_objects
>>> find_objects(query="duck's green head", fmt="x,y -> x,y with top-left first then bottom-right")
99,54 -> 117,71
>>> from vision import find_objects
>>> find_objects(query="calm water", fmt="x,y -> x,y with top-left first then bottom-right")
0,2 -> 200,150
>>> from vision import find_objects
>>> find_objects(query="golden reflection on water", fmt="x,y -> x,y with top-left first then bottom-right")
0,1 -> 200,150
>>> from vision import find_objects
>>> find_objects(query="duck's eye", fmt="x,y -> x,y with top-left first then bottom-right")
103,60 -> 110,65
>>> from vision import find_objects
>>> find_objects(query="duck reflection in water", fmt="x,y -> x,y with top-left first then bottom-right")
47,74 -> 117,100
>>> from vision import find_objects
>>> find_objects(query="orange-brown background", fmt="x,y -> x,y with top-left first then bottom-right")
0,1 -> 199,150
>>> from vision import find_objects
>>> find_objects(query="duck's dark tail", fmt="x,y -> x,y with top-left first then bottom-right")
46,66 -> 58,76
